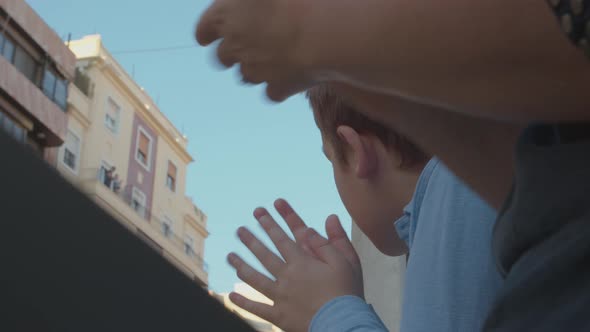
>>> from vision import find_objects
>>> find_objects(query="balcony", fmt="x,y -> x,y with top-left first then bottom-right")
184,195 -> 208,230
0,54 -> 67,146
77,168 -> 208,285
67,81 -> 91,122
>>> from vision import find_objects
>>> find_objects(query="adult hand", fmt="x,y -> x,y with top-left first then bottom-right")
196,0 -> 315,101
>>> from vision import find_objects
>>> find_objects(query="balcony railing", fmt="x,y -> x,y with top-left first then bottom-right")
80,168 -> 208,273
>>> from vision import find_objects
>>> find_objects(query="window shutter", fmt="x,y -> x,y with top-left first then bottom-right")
167,161 -> 177,179
107,99 -> 120,117
106,99 -> 120,132
65,132 -> 79,153
138,132 -> 149,157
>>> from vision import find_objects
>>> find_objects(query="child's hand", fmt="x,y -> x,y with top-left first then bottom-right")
228,202 -> 364,332
195,0 -> 314,102
273,199 -> 362,267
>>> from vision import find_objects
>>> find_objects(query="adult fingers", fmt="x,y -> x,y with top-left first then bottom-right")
195,1 -> 224,46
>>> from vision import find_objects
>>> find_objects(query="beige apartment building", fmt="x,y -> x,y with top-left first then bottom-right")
0,0 -> 75,162
55,34 -> 208,286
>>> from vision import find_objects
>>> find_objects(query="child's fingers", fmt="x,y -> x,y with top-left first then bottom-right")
254,208 -> 301,262
274,199 -> 312,253
227,253 -> 276,299
325,215 -> 361,266
305,228 -> 344,267
302,228 -> 330,263
229,292 -> 277,324
237,227 -> 285,277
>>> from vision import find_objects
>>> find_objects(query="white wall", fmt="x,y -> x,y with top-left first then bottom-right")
351,222 -> 406,332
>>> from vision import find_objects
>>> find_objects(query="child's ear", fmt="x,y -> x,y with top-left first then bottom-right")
337,125 -> 377,179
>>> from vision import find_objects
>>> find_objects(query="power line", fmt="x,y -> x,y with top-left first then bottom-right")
111,44 -> 198,55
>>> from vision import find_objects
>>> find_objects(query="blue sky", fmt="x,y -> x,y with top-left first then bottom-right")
27,0 -> 350,293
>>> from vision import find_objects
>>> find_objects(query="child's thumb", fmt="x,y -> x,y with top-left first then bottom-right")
325,215 -> 361,266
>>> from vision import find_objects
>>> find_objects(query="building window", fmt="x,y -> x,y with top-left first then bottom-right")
104,98 -> 120,133
54,79 -> 67,109
0,33 -> 39,84
0,32 -> 66,111
73,67 -> 93,97
41,67 -> 68,111
42,69 -> 56,96
63,150 -> 75,170
0,34 -> 15,62
14,47 -> 37,81
162,216 -> 173,238
135,127 -> 152,171
98,161 -> 113,187
166,161 -> 177,192
62,130 -> 81,173
131,187 -> 147,219
1,36 -> 36,80
184,235 -> 195,256
0,111 -> 26,143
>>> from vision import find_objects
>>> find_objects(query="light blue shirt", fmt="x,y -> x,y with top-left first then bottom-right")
310,159 -> 503,332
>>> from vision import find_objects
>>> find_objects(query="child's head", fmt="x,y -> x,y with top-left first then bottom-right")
306,85 -> 430,255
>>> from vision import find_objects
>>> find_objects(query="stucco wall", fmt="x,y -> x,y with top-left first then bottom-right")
352,222 -> 406,331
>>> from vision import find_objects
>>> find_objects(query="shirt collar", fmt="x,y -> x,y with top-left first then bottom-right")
394,200 -> 414,247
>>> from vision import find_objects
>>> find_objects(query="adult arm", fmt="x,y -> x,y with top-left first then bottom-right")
300,0 -> 590,123
332,84 -> 521,209
198,0 -> 590,122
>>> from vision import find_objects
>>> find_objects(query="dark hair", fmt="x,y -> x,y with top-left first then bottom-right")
306,84 -> 429,169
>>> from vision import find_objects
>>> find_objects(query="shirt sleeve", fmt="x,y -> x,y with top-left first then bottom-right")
309,295 -> 389,332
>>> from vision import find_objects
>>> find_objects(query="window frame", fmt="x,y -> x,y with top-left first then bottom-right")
42,68 -> 57,97
53,78 -> 68,110
61,129 -> 81,175
1,35 -> 15,62
98,160 -> 114,186
162,215 -> 174,238
13,46 -> 37,81
131,187 -> 147,219
184,234 -> 195,256
166,160 -> 177,192
135,126 -> 153,171
104,97 -> 121,134
0,110 -> 26,143
41,67 -> 68,111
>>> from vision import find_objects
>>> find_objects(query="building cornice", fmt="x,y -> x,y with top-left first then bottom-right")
76,39 -> 194,164
184,214 -> 209,238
